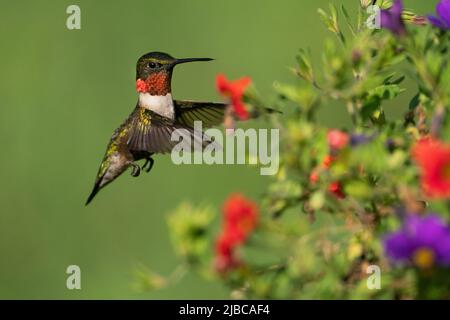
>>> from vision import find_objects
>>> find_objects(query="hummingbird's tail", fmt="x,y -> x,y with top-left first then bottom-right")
85,158 -> 130,205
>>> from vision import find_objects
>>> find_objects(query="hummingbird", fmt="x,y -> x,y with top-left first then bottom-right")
85,52 -> 230,205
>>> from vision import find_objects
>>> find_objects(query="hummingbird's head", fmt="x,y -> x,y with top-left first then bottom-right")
136,52 -> 213,95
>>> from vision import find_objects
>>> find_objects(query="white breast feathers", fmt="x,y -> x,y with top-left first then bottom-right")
139,93 -> 175,119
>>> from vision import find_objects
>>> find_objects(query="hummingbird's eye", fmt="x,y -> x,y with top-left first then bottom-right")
148,62 -> 158,69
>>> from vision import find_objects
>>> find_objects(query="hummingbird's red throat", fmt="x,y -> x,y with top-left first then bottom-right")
136,79 -> 148,93
136,72 -> 171,95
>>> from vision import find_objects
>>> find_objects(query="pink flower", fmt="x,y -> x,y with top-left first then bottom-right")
327,130 -> 349,150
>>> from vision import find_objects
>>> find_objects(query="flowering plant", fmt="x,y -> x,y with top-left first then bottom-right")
137,0 -> 450,299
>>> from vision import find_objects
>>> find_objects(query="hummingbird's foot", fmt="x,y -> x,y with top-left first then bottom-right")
142,157 -> 154,173
130,163 -> 141,177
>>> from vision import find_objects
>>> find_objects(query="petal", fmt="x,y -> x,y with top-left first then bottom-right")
234,77 -> 251,90
437,0 -> 450,27
384,231 -> 414,262
380,10 -> 405,35
230,77 -> 251,97
434,234 -> 450,264
409,215 -> 446,244
327,130 -> 349,149
380,11 -> 392,28
391,0 -> 404,16
412,139 -> 450,197
404,214 -> 450,264
231,98 -> 250,120
428,15 -> 449,29
216,74 -> 230,93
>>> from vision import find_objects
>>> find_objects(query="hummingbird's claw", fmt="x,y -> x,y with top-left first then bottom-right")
142,157 -> 154,173
130,163 -> 141,177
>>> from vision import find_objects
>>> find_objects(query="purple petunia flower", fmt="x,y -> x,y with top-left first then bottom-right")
428,0 -> 450,30
384,214 -> 450,268
380,0 -> 407,36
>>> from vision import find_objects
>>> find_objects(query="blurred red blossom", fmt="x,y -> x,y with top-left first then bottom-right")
322,154 -> 335,168
327,129 -> 349,150
309,155 -> 345,199
412,138 -> 450,198
222,193 -> 258,241
309,171 -> 320,184
309,155 -> 335,184
216,74 -> 251,120
215,232 -> 240,272
214,193 -> 258,273
328,181 -> 345,199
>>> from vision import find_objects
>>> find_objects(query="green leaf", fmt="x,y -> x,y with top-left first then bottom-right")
368,84 -> 405,100
409,92 -> 420,110
344,180 -> 371,200
318,8 -> 336,33
361,84 -> 404,122
318,5 -> 342,41
341,5 -> 355,36
439,61 -> 450,96
425,50 -> 443,80
295,49 -> 314,83
274,82 -> 317,111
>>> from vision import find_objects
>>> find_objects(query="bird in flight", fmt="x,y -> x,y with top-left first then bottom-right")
86,52 -> 233,205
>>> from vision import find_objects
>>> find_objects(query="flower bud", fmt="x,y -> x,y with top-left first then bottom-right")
360,0 -> 372,9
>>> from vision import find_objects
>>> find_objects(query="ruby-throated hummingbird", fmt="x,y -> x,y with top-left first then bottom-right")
86,52 -> 229,205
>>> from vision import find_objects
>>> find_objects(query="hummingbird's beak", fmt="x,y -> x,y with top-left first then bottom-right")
172,57 -> 214,66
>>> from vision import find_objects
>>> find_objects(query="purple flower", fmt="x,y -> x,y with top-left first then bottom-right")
428,0 -> 450,30
380,0 -> 407,36
350,133 -> 374,147
384,214 -> 450,269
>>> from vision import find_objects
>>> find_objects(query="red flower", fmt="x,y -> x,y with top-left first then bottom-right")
222,193 -> 258,241
309,155 -> 335,184
328,181 -> 345,199
309,155 -> 345,199
216,74 -> 251,120
136,78 -> 148,93
327,130 -> 349,150
214,231 -> 240,273
412,138 -> 450,198
309,170 -> 319,184
322,155 -> 335,168
214,193 -> 258,273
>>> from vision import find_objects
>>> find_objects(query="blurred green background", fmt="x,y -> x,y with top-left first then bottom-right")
0,0 -> 435,299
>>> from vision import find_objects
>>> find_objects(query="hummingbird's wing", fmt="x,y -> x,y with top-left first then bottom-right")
174,100 -> 281,127
127,107 -> 213,154
174,100 -> 226,128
